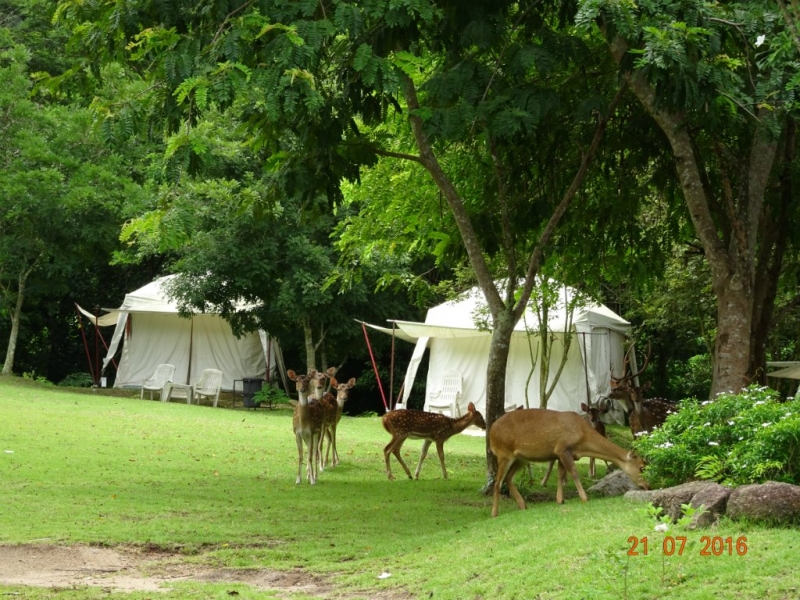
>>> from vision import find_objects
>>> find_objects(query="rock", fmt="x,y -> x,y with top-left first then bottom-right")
727,481 -> 800,526
587,469 -> 640,497
624,489 -> 658,503
687,483 -> 732,529
652,481 -> 722,522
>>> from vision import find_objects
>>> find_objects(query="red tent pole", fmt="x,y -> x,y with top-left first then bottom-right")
74,304 -> 96,383
361,322 -> 388,412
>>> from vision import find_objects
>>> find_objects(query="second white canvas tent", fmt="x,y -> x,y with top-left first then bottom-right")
370,286 -> 633,421
92,275 -> 279,391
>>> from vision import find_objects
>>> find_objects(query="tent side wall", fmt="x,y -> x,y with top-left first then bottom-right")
423,333 -> 589,416
113,313 -> 266,391
115,313 -> 192,389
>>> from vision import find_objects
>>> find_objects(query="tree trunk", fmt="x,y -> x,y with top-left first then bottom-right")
2,270 -> 28,375
609,36 -> 779,397
483,308 -> 516,482
302,318 -> 315,373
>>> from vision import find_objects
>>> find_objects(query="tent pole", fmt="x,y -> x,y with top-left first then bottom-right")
389,322 -> 396,410
94,309 -> 100,387
580,332 -> 591,405
361,322 -> 388,412
187,317 -> 194,385
75,303 -> 96,384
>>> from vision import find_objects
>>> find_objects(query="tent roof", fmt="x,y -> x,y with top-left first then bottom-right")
767,362 -> 800,380
378,285 -> 629,341
103,275 -> 253,316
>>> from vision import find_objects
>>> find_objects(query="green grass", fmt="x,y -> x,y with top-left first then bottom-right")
1,377 -> 798,599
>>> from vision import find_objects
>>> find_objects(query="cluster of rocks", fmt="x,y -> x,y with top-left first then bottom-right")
586,470 -> 800,528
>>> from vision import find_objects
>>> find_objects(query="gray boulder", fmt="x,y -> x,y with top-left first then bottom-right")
651,481 -> 727,523
587,469 -> 641,497
727,481 -> 800,526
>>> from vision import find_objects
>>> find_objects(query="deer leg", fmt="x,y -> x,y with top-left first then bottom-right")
492,457 -> 518,517
328,423 -> 338,467
557,451 -> 588,502
541,459 -> 556,486
556,461 -> 567,504
414,439 -> 434,479
295,432 -> 304,485
434,440 -> 449,479
307,432 -> 318,485
589,457 -> 596,478
385,437 -> 412,480
505,461 -> 527,510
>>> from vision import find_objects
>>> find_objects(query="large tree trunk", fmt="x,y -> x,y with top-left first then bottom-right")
609,37 -> 780,397
2,270 -> 28,375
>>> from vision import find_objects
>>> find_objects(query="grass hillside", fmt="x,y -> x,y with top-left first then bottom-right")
1,377 -> 798,599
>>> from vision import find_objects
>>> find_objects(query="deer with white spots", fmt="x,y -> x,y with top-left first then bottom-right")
288,369 -> 325,484
323,376 -> 356,467
382,402 -> 487,480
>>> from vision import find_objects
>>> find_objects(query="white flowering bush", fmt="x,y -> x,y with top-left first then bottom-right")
633,386 -> 800,488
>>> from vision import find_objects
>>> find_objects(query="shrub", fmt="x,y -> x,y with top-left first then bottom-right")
58,372 -> 95,388
633,386 -> 800,488
252,384 -> 291,406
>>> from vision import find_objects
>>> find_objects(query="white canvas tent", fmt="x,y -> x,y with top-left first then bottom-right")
367,285 -> 633,422
82,276 -> 279,391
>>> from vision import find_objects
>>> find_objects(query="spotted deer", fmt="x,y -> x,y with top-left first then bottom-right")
610,343 -> 677,436
310,368 -> 338,471
382,402 -> 487,480
288,369 -> 325,484
489,408 -> 649,517
323,376 -> 356,467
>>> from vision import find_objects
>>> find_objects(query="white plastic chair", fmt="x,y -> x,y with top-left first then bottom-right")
140,364 -> 176,400
193,369 -> 223,407
427,370 -> 462,417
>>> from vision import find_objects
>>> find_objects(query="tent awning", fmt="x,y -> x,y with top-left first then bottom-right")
767,362 -> 800,380
76,304 -> 122,327
357,321 -> 418,344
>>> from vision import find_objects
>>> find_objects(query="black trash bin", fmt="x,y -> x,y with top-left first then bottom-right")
242,378 -> 264,408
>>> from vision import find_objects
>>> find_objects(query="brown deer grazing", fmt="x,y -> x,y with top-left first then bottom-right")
382,402 -> 487,480
322,376 -> 356,467
489,408 -> 648,517
610,343 -> 677,436
288,369 -> 325,485
540,398 -> 612,484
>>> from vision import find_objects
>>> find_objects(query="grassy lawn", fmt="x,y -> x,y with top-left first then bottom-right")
1,377 -> 798,599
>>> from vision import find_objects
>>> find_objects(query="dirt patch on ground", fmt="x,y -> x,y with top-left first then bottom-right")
0,544 -> 412,598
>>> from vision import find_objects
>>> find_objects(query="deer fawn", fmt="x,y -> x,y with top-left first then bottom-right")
489,408 -> 648,517
382,402 -> 487,480
322,376 -> 356,467
288,369 -> 325,485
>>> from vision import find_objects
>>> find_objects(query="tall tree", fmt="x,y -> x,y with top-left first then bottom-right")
578,0 -> 800,395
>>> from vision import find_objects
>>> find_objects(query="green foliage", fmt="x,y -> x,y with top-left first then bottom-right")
634,386 -> 800,488
668,353 -> 713,401
252,384 -> 290,406
57,372 -> 95,388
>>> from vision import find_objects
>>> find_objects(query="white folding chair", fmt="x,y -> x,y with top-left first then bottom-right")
193,369 -> 223,407
140,364 -> 176,400
427,370 -> 463,417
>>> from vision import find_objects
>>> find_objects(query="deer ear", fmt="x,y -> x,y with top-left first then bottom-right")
330,377 -> 338,387
326,366 -> 337,377
287,370 -> 297,380
347,378 -> 356,388
580,403 -> 589,412
468,402 -> 475,412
